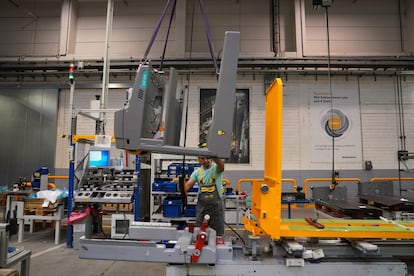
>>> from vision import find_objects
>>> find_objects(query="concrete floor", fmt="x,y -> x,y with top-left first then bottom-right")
7,228 -> 166,276
3,207 -> 414,276
3,208 -> 312,276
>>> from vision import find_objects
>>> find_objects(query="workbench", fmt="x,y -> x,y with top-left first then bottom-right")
359,194 -> 414,212
11,200 -> 65,245
315,199 -> 383,219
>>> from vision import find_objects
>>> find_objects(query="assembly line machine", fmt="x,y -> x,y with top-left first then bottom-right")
78,32 -> 414,275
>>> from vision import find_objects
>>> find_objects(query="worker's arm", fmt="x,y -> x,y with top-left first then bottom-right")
213,158 -> 224,172
184,177 -> 196,194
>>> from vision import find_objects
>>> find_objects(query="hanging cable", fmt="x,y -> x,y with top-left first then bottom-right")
198,0 -> 219,75
143,0 -> 173,61
159,0 -> 177,71
183,0 -> 196,150
323,5 -> 338,191
396,73 -> 406,151
179,0 -> 197,209
395,72 -> 407,195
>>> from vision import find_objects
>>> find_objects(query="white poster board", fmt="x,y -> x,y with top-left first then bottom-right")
310,88 -> 361,163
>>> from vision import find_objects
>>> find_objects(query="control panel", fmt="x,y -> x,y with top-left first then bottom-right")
75,167 -> 135,204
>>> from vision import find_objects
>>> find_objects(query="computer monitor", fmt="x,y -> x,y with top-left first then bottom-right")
111,214 -> 134,239
88,148 -> 110,167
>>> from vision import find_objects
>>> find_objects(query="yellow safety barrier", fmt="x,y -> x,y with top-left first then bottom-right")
48,175 -> 69,180
71,134 -> 116,144
237,178 -> 299,208
370,177 -> 414,182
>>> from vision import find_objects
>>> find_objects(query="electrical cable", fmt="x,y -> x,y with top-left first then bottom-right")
178,0 -> 197,211
185,0 -> 196,149
395,72 -> 407,194
224,221 -> 246,245
159,0 -> 177,71
324,6 -> 337,189
396,74 -> 406,151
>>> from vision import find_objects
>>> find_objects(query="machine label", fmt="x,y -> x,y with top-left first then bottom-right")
140,70 -> 149,89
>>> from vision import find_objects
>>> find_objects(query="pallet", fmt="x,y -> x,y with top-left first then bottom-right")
23,198 -> 64,216
24,208 -> 56,216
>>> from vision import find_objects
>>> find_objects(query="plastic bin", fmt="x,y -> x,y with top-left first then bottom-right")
152,181 -> 164,191
188,184 -> 199,193
184,204 -> 196,217
163,197 -> 182,217
164,181 -> 178,193
167,163 -> 182,176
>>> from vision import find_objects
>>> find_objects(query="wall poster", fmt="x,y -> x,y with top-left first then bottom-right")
309,88 -> 362,163
199,88 -> 249,164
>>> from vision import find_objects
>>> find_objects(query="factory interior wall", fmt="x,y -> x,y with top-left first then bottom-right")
53,74 -> 414,194
0,0 -> 409,59
302,0 -> 406,56
405,0 -> 414,52
0,0 -> 413,191
0,88 -> 58,187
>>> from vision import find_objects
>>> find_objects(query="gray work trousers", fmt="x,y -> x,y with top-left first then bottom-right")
196,189 -> 224,236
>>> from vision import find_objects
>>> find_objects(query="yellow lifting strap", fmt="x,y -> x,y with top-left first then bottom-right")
198,167 -> 216,186
200,186 -> 216,193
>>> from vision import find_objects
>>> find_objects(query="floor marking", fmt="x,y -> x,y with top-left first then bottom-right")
31,243 -> 65,258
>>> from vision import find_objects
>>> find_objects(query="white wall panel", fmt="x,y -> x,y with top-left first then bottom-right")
77,17 -> 107,29
1,30 -> 34,44
54,74 -> 414,173
303,0 -> 403,56
1,0 -> 414,58
306,27 -> 401,41
404,0 -> 414,53
35,30 -> 60,43
305,40 -> 402,56
33,43 -> 59,56
185,0 -> 271,57
0,0 -> 60,57
359,78 -> 399,169
0,45 -> 30,57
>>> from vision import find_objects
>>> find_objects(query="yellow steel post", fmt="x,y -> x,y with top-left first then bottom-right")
261,78 -> 283,239
241,78 -> 414,240
243,78 -> 283,239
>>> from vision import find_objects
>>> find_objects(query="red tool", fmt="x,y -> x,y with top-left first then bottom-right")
191,214 -> 210,263
305,217 -> 325,229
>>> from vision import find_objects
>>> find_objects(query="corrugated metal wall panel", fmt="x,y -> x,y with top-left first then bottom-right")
0,89 -> 58,186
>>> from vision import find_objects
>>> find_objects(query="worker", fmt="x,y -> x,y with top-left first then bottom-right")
185,156 -> 225,236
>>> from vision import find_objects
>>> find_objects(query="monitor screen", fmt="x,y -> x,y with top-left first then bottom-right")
89,149 -> 110,167
115,220 -> 130,235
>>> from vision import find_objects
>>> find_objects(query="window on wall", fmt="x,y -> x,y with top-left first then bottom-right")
199,88 -> 250,164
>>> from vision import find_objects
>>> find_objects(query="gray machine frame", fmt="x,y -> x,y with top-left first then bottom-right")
0,223 -> 31,276
79,222 -> 413,276
114,31 -> 240,158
